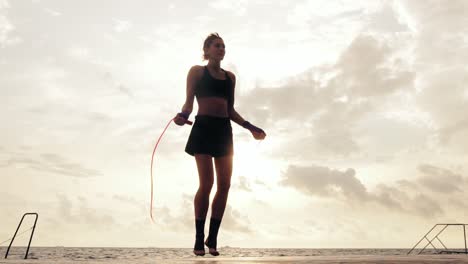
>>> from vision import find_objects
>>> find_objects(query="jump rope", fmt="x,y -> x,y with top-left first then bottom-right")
150,116 -> 263,223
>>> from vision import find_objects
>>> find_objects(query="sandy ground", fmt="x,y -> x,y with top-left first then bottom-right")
1,255 -> 468,264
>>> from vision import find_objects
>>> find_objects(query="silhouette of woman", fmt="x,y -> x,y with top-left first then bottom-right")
173,32 -> 266,256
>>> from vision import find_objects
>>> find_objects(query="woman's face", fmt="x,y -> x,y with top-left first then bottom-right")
207,38 -> 225,61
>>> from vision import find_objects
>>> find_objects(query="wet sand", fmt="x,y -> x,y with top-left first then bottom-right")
179,255 -> 468,263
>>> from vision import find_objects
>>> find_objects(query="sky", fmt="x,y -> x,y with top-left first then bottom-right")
1,0 -> 468,249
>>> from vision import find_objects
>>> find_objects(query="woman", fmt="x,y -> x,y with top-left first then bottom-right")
173,32 -> 266,256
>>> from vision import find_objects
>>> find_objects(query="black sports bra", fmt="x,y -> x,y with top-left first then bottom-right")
195,66 -> 232,101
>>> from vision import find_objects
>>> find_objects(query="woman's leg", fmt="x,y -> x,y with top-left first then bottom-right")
193,154 -> 214,255
194,154 -> 214,219
212,154 -> 233,219
205,154 -> 233,255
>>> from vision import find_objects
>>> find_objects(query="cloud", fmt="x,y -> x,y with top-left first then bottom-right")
101,71 -> 136,99
410,193 -> 444,218
0,0 -> 21,47
174,193 -> 253,234
439,118 -> 468,145
148,205 -> 192,233
397,0 -> 468,152
220,204 -> 253,234
0,191 -> 28,208
233,176 -> 252,192
55,194 -> 116,230
365,2 -> 409,33
0,148 -> 103,178
279,163 -> 467,219
113,19 -> 132,33
209,0 -> 248,16
113,194 -> 142,205
286,0 -> 373,28
401,0 -> 468,35
415,68 -> 468,132
44,7 -> 61,17
373,182 -> 443,218
334,34 -> 414,97
254,178 -> 269,188
238,33 -> 415,159
373,184 -> 405,211
0,0 -> 8,9
417,164 -> 465,193
57,193 -> 73,219
40,153 -> 103,178
280,165 -> 368,201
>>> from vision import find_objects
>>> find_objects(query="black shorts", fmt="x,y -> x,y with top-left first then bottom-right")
185,115 -> 233,157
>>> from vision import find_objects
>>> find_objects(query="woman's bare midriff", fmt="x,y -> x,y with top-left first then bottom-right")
196,97 -> 229,118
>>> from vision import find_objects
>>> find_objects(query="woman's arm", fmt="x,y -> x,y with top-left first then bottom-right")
227,71 -> 266,140
174,66 -> 199,125
181,65 -> 199,113
230,109 -> 246,126
226,71 -> 246,125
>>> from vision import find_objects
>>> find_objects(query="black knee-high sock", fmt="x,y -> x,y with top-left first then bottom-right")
206,217 -> 222,249
194,218 -> 206,250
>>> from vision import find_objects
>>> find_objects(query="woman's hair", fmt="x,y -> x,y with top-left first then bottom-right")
202,32 -> 222,61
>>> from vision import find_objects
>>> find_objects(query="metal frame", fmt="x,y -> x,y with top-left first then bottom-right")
407,223 -> 468,255
4,213 -> 39,259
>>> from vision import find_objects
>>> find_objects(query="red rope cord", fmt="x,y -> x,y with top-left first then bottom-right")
150,118 -> 192,223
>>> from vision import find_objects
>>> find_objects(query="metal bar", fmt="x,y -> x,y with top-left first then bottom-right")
436,236 -> 448,250
407,224 -> 438,255
419,236 -> 439,254
419,225 -> 449,254
5,214 -> 26,259
24,213 -> 39,259
409,224 -> 468,255
464,224 -> 467,254
411,225 -> 441,255
4,213 -> 39,259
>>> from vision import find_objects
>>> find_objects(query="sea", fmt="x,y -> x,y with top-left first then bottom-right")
0,247 -> 441,262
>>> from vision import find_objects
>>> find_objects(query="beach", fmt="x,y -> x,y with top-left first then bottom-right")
1,255 -> 468,264
2,247 -> 468,263
0,247 -> 468,264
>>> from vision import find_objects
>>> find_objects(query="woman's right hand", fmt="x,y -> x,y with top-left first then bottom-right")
173,113 -> 188,126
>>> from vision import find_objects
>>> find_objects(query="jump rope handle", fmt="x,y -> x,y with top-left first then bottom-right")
177,111 -> 192,126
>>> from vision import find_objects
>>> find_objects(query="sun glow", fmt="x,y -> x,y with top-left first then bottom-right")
233,139 -> 280,186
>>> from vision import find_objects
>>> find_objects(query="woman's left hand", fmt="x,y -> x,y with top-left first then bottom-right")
251,129 -> 266,140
